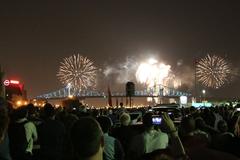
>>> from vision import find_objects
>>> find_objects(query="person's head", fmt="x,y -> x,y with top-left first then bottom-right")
190,106 -> 196,114
27,103 -> 36,117
97,116 -> 112,133
71,117 -> 104,160
181,116 -> 196,135
43,103 -> 55,119
195,117 -> 206,130
120,112 -> 131,126
0,98 -> 9,142
120,102 -> 123,108
218,120 -> 228,133
143,112 -> 154,130
14,106 -> 28,120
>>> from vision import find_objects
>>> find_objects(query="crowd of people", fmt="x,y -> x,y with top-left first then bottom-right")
0,97 -> 240,160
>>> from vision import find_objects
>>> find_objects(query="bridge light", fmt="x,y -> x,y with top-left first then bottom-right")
68,95 -> 73,99
147,97 -> 152,102
16,100 -> 22,106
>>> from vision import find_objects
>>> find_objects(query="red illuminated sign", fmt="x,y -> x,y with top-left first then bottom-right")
10,80 -> 20,84
3,80 -> 10,86
4,79 -> 20,86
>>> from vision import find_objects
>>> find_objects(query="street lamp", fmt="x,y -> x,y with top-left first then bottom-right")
202,89 -> 206,103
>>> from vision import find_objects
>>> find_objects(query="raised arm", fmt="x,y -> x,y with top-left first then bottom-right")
162,112 -> 187,159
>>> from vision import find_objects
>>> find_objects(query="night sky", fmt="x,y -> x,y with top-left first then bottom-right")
1,1 -> 240,98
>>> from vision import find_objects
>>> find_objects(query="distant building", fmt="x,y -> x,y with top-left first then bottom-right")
4,79 -> 27,106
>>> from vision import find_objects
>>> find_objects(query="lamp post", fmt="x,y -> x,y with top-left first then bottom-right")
194,58 -> 198,102
202,89 -> 206,104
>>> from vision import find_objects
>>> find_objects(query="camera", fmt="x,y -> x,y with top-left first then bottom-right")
152,115 -> 162,125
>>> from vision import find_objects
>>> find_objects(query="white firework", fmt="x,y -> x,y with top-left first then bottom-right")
57,54 -> 97,90
136,58 -> 171,88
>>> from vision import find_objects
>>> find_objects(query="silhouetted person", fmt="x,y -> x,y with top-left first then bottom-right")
213,120 -> 234,152
8,106 -> 37,160
112,112 -> 137,154
0,98 -> 11,160
97,116 -> 124,160
71,117 -> 104,160
128,112 -> 169,160
38,103 -> 65,160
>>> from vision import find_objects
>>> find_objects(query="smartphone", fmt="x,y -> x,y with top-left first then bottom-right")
152,116 -> 162,125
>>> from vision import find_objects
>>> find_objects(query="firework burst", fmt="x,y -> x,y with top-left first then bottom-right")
57,54 -> 97,90
136,60 -> 171,88
196,54 -> 231,89
136,58 -> 180,99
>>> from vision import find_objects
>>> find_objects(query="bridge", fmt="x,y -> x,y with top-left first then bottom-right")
36,86 -> 191,100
